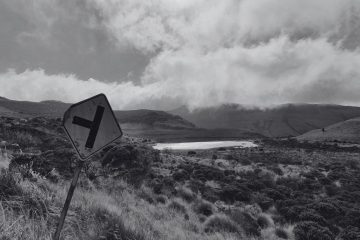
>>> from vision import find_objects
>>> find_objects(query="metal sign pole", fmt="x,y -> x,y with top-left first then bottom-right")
53,161 -> 84,240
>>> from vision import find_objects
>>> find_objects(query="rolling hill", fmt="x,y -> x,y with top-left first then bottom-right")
0,97 -> 195,130
296,117 -> 360,143
171,104 -> 360,137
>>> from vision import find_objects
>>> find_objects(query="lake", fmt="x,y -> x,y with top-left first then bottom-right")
153,140 -> 257,150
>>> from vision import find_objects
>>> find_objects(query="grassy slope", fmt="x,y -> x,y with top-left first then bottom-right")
297,117 -> 360,143
0,167 -> 257,240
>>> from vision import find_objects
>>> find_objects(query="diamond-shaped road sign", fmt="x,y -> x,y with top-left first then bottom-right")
55,94 -> 122,240
63,93 -> 122,160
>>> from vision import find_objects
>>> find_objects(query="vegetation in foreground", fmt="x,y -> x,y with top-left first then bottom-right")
1,116 -> 360,240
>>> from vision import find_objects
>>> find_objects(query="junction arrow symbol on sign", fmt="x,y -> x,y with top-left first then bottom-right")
72,105 -> 105,149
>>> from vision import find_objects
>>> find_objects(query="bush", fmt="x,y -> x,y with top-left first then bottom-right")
299,210 -> 328,226
193,200 -> 214,217
310,201 -> 343,219
155,195 -> 167,204
257,215 -> 271,229
253,193 -> 273,211
228,210 -> 260,237
204,215 -> 242,235
0,169 -> 49,219
294,221 -> 334,240
177,187 -> 195,202
173,170 -> 188,181
275,228 -> 288,239
220,184 -> 251,203
101,144 -> 157,186
187,151 -> 196,156
168,200 -> 187,215
263,188 -> 286,201
0,168 -> 23,199
95,208 -> 146,240
338,226 -> 360,240
138,188 -> 154,204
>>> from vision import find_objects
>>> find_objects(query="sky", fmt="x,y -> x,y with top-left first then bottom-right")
1,0 -> 360,110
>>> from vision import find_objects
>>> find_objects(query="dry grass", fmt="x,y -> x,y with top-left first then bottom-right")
0,169 -> 256,240
0,152 -> 9,169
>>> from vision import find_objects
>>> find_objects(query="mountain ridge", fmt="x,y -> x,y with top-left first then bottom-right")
0,97 -> 195,130
170,103 -> 360,137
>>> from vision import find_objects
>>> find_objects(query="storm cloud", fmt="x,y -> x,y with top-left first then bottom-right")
1,0 -> 360,109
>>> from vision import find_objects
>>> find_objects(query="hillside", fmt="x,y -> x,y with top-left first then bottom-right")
171,104 -> 360,137
296,117 -> 360,143
0,97 -> 70,117
114,110 -> 195,129
1,116 -> 360,240
0,97 -> 195,130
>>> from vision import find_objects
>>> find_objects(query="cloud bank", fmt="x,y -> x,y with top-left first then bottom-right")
1,0 -> 360,109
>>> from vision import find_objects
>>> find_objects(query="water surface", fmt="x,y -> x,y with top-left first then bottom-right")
153,141 -> 257,150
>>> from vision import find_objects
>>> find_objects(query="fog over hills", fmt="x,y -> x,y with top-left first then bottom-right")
4,96 -> 360,138
171,103 -> 360,137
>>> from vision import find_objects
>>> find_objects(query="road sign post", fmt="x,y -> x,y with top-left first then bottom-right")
53,162 -> 83,240
53,94 -> 122,240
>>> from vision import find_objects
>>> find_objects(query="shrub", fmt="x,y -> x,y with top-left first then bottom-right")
177,187 -> 195,202
155,195 -> 167,204
257,215 -> 271,229
338,226 -> 360,240
299,210 -> 328,226
193,200 -> 214,217
228,210 -> 260,237
271,166 -> 283,176
0,168 -> 23,199
310,201 -> 343,219
138,188 -> 154,204
220,184 -> 251,203
294,221 -> 334,240
187,151 -> 196,156
240,158 -> 251,165
173,170 -> 188,181
263,188 -> 286,201
275,228 -> 288,239
252,193 -> 273,211
95,208 -> 146,240
325,184 -> 340,197
101,144 -> 157,186
341,210 -> 360,228
168,200 -> 187,215
204,215 -> 242,235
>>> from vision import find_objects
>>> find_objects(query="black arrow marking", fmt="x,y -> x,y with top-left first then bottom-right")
72,106 -> 105,149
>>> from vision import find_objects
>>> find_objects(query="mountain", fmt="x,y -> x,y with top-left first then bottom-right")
171,104 -> 360,137
296,117 -> 360,143
114,110 -> 195,129
0,97 -> 70,117
0,97 -> 195,130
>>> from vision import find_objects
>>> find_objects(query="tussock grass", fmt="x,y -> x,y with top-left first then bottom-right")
177,186 -> 196,203
204,214 -> 243,235
0,169 -> 257,240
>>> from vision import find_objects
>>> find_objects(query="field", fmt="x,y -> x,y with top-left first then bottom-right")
1,116 -> 360,240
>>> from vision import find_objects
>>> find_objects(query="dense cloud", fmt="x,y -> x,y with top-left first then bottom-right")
1,0 -> 360,109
